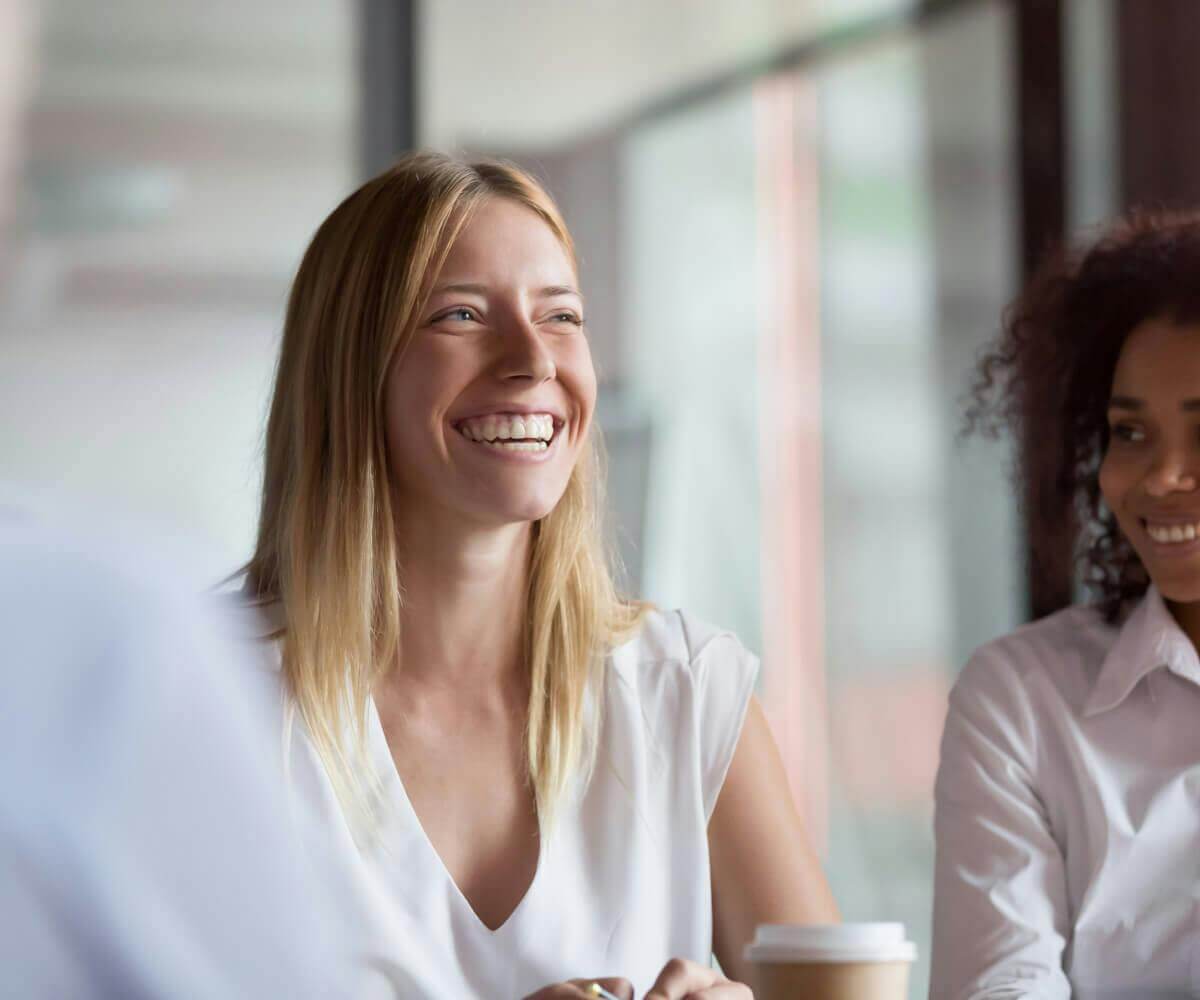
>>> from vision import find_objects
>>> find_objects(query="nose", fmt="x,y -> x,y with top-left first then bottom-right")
495,318 -> 556,384
1144,446 -> 1199,497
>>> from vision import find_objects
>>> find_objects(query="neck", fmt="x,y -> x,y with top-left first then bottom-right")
1166,596 -> 1200,652
387,504 -> 534,696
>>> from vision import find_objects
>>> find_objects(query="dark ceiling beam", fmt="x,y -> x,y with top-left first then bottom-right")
1117,0 -> 1200,210
1015,0 -> 1071,620
360,0 -> 418,179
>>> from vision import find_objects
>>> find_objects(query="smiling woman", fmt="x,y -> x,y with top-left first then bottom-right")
1100,319 -> 1200,625
386,197 -> 595,528
932,210 -> 1200,999
236,152 -> 837,999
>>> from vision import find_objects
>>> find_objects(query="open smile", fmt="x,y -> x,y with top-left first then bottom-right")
1139,516 -> 1200,557
452,412 -> 564,458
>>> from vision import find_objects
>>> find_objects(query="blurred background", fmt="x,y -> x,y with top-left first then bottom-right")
3,0 -> 1199,994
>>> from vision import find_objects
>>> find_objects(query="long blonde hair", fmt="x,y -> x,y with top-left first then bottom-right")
245,152 -> 646,832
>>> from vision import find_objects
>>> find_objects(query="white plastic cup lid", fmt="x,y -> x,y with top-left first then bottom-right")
743,923 -> 917,964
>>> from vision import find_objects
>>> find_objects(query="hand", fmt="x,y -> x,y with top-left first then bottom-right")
643,957 -> 752,1000
522,977 -> 634,1000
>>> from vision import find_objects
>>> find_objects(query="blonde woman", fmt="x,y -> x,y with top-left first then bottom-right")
241,152 -> 837,999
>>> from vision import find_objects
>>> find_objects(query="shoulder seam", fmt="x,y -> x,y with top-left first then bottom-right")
676,608 -> 740,666
676,608 -> 691,663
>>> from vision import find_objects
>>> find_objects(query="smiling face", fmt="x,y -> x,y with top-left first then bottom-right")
384,196 -> 596,529
1099,317 -> 1200,604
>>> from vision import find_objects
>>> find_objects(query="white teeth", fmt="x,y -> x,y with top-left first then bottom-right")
457,412 -> 557,445
1146,521 -> 1200,544
480,440 -> 548,453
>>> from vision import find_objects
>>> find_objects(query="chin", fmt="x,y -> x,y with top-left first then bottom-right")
474,490 -> 564,526
494,505 -> 558,526
1152,574 -> 1200,607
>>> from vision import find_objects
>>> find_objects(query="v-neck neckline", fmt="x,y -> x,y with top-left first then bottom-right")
364,696 -> 545,937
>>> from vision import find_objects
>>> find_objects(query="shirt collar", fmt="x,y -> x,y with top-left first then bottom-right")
1083,585 -> 1200,718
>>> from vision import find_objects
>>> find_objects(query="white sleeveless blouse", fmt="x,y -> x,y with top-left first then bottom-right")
240,607 -> 759,998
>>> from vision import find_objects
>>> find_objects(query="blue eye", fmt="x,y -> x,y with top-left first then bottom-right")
427,307 -> 481,327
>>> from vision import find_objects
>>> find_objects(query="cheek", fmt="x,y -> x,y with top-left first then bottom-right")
386,343 -> 466,434
384,366 -> 440,470
561,342 -> 597,424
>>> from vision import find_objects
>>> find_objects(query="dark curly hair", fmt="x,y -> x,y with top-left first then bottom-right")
966,209 -> 1200,623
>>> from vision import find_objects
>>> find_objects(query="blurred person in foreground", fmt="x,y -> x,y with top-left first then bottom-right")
236,151 -> 838,1000
932,211 -> 1200,999
0,497 -> 408,997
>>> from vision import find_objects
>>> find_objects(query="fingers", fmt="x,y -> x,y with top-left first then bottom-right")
678,986 -> 753,1000
521,987 -> 584,1000
576,977 -> 634,1000
643,958 -> 751,1000
521,977 -> 634,1000
523,963 -> 748,1000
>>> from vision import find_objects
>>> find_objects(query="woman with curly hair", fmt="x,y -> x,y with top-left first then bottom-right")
931,211 -> 1200,999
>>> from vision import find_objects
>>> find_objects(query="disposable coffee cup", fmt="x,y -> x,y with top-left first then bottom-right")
743,923 -> 916,1000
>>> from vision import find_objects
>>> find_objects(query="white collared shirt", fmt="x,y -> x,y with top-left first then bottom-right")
931,586 -> 1200,999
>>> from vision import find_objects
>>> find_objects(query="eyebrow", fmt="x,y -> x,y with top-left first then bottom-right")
1108,396 -> 1142,410
1109,395 -> 1200,411
538,285 -> 583,299
428,282 -> 583,299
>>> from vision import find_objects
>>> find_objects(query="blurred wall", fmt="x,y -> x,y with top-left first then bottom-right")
0,0 -> 356,582
0,0 -> 37,285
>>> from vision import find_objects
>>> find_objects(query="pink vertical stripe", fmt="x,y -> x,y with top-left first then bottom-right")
752,74 -> 829,854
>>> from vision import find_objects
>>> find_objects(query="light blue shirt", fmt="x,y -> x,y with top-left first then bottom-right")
0,506 -> 359,997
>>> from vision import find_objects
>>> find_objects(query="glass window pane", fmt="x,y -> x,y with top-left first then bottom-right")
617,5 -> 1022,996
817,7 -> 1021,997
